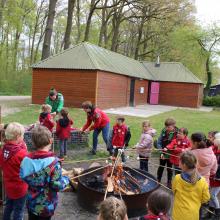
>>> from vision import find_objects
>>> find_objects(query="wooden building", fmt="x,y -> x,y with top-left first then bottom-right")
32,42 -> 203,109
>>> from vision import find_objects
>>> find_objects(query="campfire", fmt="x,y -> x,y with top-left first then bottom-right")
75,157 -> 159,218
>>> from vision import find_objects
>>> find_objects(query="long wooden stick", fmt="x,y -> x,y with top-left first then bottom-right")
71,164 -> 109,180
63,157 -> 109,164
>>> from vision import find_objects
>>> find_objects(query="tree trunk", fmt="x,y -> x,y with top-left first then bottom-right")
63,0 -> 76,50
204,56 -> 212,96
84,0 -> 96,42
41,0 -> 58,60
98,0 -> 107,46
0,0 -> 7,30
76,0 -> 81,43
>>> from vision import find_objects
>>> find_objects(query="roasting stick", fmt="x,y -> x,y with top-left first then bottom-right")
62,157 -> 110,165
71,164 -> 109,180
104,149 -> 123,200
126,148 -> 180,158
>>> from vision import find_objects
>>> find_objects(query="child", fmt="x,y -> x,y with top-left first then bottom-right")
209,132 -> 220,217
207,130 -> 219,149
156,118 -> 178,187
97,196 -> 128,220
20,125 -> 69,220
166,128 -> 191,175
39,104 -> 55,132
190,132 -> 217,185
56,108 -> 73,159
110,117 -> 130,162
135,121 -> 156,172
139,189 -> 171,220
0,122 -> 28,220
172,151 -> 210,220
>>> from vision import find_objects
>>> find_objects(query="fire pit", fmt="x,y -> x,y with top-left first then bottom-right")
77,164 -> 159,218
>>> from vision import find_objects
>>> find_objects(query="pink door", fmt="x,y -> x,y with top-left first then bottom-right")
149,82 -> 160,105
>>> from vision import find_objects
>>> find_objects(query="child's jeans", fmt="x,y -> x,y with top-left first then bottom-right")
59,139 -> 67,157
210,186 -> 220,208
157,158 -> 173,183
113,147 -> 126,162
139,155 -> 149,172
28,212 -> 51,220
3,195 -> 26,220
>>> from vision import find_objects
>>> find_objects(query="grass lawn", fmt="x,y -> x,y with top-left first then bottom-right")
2,104 -> 220,148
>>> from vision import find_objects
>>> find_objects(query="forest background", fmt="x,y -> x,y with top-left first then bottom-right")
0,0 -> 220,95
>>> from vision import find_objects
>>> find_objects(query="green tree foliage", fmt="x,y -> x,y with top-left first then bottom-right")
0,0 -> 219,95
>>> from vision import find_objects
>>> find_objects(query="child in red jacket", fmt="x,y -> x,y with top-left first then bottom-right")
56,108 -> 73,159
110,117 -> 129,162
209,132 -> 220,217
0,122 -> 28,220
39,104 -> 55,132
166,128 -> 191,175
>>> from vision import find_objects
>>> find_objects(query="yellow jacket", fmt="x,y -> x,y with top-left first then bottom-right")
172,174 -> 210,220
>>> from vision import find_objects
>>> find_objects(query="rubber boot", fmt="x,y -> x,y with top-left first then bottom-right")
215,208 -> 220,217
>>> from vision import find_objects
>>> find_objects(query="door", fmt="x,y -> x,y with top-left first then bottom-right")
149,82 -> 160,105
129,79 -> 135,106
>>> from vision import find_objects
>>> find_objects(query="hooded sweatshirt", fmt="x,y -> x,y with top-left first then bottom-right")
20,151 -> 69,217
0,140 -> 28,199
39,112 -> 55,132
172,173 -> 210,220
191,147 -> 217,185
136,129 -> 157,158
56,118 -> 73,140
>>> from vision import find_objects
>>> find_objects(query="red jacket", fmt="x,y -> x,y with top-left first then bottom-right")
0,140 -> 28,199
210,145 -> 220,187
82,108 -> 110,131
167,137 -> 191,166
56,118 -> 73,140
39,112 -> 55,132
112,124 -> 128,148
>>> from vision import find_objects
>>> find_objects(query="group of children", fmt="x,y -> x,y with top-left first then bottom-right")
0,123 -> 69,220
1,104 -> 220,220
39,104 -> 73,159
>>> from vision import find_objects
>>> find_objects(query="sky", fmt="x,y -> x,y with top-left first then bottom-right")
195,0 -> 220,25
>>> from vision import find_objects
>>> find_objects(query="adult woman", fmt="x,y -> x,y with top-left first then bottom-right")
81,101 -> 110,155
45,88 -> 64,116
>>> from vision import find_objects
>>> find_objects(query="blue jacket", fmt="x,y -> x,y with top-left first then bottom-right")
20,151 -> 69,217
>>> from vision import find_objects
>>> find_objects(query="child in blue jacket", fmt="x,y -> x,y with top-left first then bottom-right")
20,125 -> 69,220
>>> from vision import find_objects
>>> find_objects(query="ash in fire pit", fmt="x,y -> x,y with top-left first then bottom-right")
77,162 -> 159,218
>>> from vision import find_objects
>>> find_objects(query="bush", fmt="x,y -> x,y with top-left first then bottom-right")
203,95 -> 220,107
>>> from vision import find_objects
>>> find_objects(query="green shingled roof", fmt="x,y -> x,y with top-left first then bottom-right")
32,42 -> 202,84
141,62 -> 202,84
32,42 -> 154,80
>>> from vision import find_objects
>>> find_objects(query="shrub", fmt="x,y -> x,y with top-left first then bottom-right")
203,95 -> 220,107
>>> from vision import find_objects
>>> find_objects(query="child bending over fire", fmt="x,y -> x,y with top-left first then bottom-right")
109,116 -> 131,162
134,121 -> 156,172
139,189 -> 171,220
98,196 -> 128,220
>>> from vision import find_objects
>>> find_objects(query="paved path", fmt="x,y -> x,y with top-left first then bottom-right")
0,96 -> 31,116
104,104 -> 213,118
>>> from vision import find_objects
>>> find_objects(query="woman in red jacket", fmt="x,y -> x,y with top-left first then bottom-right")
81,101 -> 110,155
56,108 -> 73,159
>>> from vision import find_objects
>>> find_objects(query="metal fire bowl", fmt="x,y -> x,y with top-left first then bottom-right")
77,166 -> 159,218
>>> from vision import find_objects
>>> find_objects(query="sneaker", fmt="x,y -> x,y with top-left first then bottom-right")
89,149 -> 96,155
